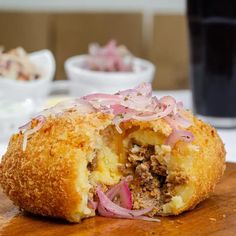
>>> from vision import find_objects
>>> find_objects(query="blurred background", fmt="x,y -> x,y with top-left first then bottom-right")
0,0 -> 235,162
0,0 -> 188,90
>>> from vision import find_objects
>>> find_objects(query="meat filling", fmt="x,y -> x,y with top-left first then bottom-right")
86,133 -> 188,216
121,140 -> 189,215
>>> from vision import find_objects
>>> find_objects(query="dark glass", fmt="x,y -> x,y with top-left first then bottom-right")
187,0 -> 236,118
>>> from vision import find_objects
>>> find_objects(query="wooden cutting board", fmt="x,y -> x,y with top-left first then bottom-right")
0,162 -> 236,236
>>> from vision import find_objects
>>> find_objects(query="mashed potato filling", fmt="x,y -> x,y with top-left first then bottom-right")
90,146 -> 122,185
75,149 -> 93,216
80,126 -> 193,217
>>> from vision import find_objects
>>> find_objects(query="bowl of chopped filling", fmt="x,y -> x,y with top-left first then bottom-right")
65,40 -> 155,96
0,47 -> 55,141
0,47 -> 55,106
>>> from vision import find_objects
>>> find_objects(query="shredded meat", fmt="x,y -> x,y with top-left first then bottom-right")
121,140 -> 188,215
135,162 -> 153,184
150,155 -> 167,176
167,171 -> 189,185
87,157 -> 97,171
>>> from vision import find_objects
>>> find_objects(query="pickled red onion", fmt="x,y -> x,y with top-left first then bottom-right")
18,82 -> 194,151
97,202 -> 115,217
88,199 -> 98,210
106,178 -> 132,210
19,121 -> 31,131
165,130 -> 194,147
164,114 -> 192,130
81,82 -> 194,146
87,40 -> 133,72
95,176 -> 159,221
97,188 -> 154,217
82,93 -> 121,102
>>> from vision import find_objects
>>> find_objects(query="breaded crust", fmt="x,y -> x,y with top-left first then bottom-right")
0,112 -> 112,222
0,112 -> 225,222
168,116 -> 226,215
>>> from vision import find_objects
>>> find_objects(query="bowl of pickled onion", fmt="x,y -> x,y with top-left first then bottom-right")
65,40 -> 155,96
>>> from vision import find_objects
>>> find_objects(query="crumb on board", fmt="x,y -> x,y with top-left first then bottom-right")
209,217 -> 217,222
176,220 -> 183,224
222,214 -> 226,218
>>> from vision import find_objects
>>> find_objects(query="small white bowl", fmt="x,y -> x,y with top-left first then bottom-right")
0,49 -> 56,106
65,55 -> 155,96
0,49 -> 55,142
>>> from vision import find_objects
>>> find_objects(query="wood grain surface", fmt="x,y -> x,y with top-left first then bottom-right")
0,162 -> 236,236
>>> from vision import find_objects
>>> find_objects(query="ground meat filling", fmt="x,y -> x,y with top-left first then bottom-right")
121,140 -> 188,215
87,156 -> 97,171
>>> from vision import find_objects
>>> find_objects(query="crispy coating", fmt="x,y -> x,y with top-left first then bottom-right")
162,116 -> 226,215
0,111 -> 225,222
0,112 -> 112,222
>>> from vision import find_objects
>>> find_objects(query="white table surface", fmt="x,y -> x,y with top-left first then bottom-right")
0,90 -> 235,163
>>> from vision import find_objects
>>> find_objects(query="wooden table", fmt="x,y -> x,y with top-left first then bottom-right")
0,163 -> 236,236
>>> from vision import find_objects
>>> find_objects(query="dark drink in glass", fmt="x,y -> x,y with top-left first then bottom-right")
187,0 -> 236,127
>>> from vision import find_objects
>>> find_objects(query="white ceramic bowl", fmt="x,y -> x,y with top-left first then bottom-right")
0,49 -> 55,142
0,49 -> 55,106
65,55 -> 155,96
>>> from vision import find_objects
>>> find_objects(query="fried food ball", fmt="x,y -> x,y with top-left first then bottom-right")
0,111 -> 225,222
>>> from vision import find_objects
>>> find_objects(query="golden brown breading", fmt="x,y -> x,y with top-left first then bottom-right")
161,117 -> 226,215
0,112 -> 112,222
0,111 -> 225,222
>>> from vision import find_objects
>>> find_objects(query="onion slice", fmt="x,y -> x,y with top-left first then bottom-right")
110,104 -> 133,116
87,40 -> 133,72
164,114 -> 192,130
97,203 -> 115,217
19,121 -> 31,131
97,188 -> 159,222
106,178 -> 132,209
18,82 -> 194,153
82,93 -> 121,102
88,199 -> 98,210
92,176 -> 159,221
80,83 -> 194,144
97,188 -> 153,217
165,129 -> 194,148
